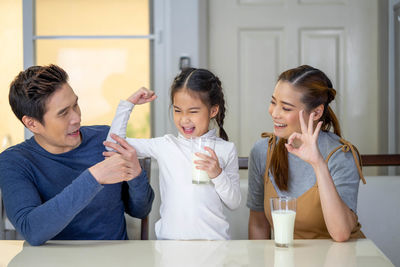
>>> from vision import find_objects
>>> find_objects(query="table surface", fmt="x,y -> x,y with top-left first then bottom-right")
0,239 -> 394,267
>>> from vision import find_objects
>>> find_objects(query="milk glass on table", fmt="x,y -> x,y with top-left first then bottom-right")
270,197 -> 296,248
191,137 -> 216,184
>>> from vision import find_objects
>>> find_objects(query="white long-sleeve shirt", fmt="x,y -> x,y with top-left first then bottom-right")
107,100 -> 241,240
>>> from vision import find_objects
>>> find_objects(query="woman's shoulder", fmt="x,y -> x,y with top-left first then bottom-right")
318,131 -> 345,157
253,137 -> 269,149
319,131 -> 359,167
249,138 -> 269,160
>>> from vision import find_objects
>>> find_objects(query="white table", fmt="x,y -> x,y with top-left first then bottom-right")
0,239 -> 394,267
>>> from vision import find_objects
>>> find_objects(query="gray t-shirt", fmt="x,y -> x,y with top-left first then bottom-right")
246,131 -> 361,213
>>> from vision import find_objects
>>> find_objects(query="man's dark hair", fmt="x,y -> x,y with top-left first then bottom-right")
9,64 -> 69,125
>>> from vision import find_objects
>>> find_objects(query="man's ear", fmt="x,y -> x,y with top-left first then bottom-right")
312,104 -> 324,121
22,115 -> 42,134
210,105 -> 219,119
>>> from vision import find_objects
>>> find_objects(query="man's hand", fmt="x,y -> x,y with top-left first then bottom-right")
127,87 -> 157,105
89,134 -> 142,184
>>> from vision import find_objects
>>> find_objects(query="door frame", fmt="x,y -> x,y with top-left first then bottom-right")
389,0 -> 400,174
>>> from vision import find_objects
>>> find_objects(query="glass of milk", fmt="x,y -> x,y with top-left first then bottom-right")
270,197 -> 296,248
191,136 -> 216,184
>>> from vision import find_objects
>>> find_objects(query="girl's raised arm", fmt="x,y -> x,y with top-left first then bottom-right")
105,88 -> 158,158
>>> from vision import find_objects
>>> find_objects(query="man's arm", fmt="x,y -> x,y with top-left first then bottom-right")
0,165 -> 102,246
0,147 -> 143,246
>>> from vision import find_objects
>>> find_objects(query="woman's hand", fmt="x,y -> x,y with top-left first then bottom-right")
194,147 -> 222,179
285,110 -> 324,166
127,87 -> 157,105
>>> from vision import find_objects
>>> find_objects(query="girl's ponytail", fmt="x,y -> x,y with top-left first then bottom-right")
212,76 -> 228,141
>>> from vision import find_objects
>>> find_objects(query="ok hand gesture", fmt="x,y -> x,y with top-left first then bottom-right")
285,110 -> 324,166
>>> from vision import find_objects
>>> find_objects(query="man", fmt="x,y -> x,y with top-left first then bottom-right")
0,65 -> 154,245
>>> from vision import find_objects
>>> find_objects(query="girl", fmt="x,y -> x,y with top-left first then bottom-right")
105,68 -> 241,240
247,65 -> 365,241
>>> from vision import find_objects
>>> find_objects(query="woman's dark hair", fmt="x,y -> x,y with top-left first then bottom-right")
271,65 -> 341,191
9,64 -> 68,125
170,68 -> 228,141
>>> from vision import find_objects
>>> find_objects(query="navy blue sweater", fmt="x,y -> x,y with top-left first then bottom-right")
0,126 -> 154,245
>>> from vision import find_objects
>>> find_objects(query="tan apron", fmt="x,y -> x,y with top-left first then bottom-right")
262,133 -> 366,239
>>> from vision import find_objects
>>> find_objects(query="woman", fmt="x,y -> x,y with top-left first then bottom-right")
247,65 -> 365,241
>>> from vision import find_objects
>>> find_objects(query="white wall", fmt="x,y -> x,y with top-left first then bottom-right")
357,176 -> 400,267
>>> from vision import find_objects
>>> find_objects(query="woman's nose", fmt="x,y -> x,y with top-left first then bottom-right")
270,106 -> 280,119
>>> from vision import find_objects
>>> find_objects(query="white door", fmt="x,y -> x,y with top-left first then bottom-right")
209,0 -> 382,159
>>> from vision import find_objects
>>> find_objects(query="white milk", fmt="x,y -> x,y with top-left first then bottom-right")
192,153 -> 210,184
272,210 -> 296,247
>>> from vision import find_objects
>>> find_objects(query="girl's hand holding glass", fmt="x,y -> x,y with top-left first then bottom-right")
285,110 -> 324,167
127,87 -> 157,105
194,146 -> 222,179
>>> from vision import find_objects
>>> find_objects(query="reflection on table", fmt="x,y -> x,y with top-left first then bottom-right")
0,239 -> 394,267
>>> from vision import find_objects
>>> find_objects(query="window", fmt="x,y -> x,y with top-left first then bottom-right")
29,0 -> 152,138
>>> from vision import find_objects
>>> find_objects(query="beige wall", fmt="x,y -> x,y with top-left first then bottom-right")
0,0 -> 24,150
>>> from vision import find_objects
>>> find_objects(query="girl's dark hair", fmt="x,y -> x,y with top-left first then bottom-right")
9,64 -> 69,125
271,65 -> 341,191
170,68 -> 228,141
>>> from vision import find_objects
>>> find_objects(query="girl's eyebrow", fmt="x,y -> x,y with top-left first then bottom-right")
173,105 -> 201,110
271,95 -> 296,107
